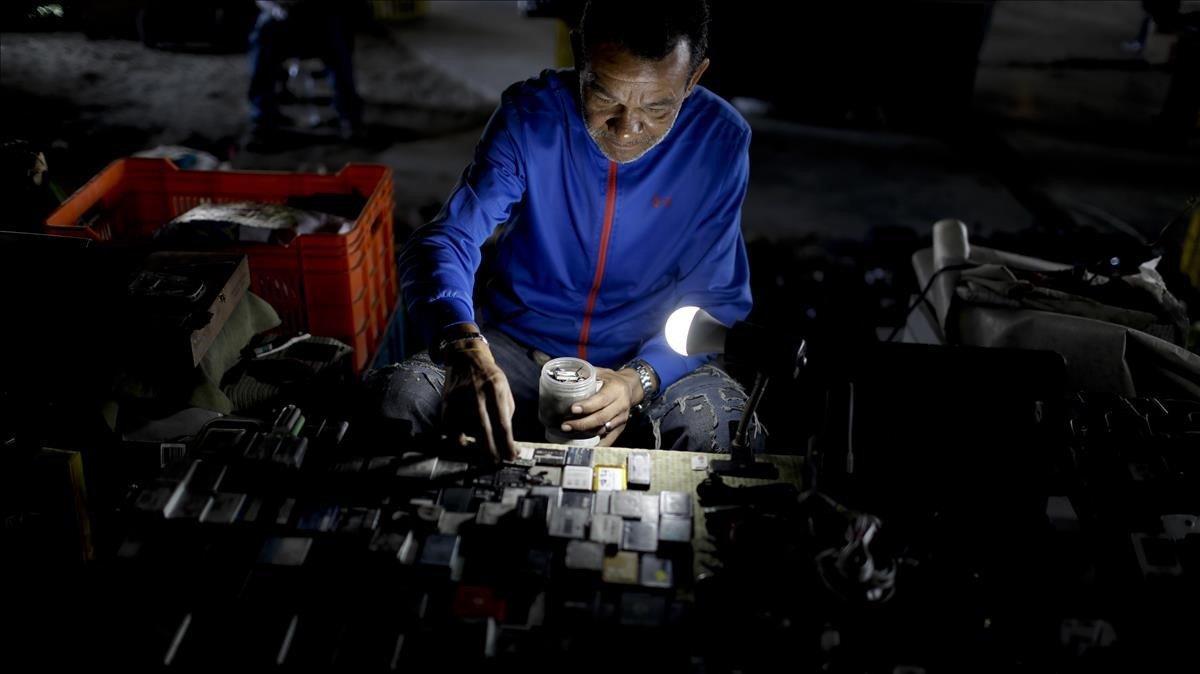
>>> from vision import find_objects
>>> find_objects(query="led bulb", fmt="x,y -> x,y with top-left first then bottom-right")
666,306 -> 700,356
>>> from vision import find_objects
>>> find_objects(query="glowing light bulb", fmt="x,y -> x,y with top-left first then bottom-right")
666,306 -> 701,356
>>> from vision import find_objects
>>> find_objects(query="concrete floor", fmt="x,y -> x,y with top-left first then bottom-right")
384,0 -> 1198,246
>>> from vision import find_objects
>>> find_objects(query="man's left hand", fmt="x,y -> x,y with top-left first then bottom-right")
560,367 -> 643,447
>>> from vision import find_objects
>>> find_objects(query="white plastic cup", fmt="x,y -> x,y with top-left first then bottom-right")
538,357 -> 600,446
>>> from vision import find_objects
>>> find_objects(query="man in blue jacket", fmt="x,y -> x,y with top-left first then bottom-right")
373,0 -> 760,459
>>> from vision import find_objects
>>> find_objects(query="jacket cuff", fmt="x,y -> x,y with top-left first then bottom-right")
636,340 -> 710,396
414,296 -> 475,346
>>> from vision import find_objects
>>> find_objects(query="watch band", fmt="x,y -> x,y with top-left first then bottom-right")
432,332 -> 488,364
622,358 -> 658,414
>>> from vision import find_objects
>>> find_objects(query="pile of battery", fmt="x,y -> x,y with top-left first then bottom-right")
110,405 -> 699,668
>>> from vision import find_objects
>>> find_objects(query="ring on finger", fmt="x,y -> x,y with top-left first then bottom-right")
603,421 -> 612,433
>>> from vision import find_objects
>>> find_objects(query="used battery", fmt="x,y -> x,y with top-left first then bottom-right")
272,405 -> 300,432
660,491 -> 693,517
397,530 -> 418,565
534,447 -> 567,466
365,456 -> 394,472
548,507 -> 589,539
240,497 -> 267,524
593,465 -> 626,491
658,515 -> 693,543
518,495 -> 551,524
396,454 -> 438,480
477,502 -> 515,526
258,536 -> 312,566
169,491 -> 209,520
368,530 -> 406,554
622,521 -> 658,553
199,492 -> 246,524
501,487 -> 529,506
639,555 -> 673,588
135,486 -> 173,513
275,497 -> 296,526
565,446 -> 594,467
562,465 -> 594,491
244,433 -> 281,461
431,459 -> 469,480
565,540 -> 605,571
641,493 -> 660,522
592,491 -> 612,514
530,486 -> 563,508
626,451 -> 652,490
612,492 -> 644,519
602,551 -> 640,585
438,511 -> 476,535
418,534 -> 461,569
297,505 -> 341,532
561,491 -> 594,511
196,427 -> 246,458
416,504 -> 445,523
269,436 -> 308,469
336,507 -> 380,534
318,419 -> 349,447
493,467 -> 529,488
438,487 -> 475,513
589,513 -> 624,545
529,465 -> 563,486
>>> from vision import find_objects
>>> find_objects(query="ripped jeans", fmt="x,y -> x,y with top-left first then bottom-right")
363,326 -> 765,453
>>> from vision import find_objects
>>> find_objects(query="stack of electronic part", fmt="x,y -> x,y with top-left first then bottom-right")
104,407 -> 699,670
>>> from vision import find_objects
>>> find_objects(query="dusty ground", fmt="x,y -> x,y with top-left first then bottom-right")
3,1 -> 1195,244
0,26 -> 494,228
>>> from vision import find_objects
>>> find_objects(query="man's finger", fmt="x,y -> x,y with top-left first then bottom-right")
570,385 -> 619,416
563,400 -> 625,434
500,390 -> 518,460
598,423 -> 625,447
602,410 -> 630,433
475,395 -> 499,461
484,382 -> 516,461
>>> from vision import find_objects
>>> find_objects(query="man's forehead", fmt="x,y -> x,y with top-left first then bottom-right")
584,40 -> 693,90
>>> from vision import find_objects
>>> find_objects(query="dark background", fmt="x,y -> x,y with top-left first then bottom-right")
2,0 -> 1198,448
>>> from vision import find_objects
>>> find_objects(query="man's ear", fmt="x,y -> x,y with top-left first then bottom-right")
687,57 -> 710,94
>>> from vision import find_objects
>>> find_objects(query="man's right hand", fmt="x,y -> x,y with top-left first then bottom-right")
440,326 -> 516,461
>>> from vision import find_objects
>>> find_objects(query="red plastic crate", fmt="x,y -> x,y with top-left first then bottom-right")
44,158 -> 398,373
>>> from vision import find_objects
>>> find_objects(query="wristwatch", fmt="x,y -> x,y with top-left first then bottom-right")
622,358 -> 659,415
432,331 -> 488,364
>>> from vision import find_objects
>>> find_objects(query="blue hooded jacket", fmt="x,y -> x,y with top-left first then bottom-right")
399,69 -> 752,392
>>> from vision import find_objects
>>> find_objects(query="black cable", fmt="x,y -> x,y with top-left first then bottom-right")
885,262 -> 979,343
1148,195 -> 1200,249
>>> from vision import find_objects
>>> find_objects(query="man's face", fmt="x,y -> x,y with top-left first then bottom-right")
580,40 -> 709,164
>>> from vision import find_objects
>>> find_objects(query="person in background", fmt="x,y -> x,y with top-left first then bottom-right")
1142,0 -> 1200,142
0,139 -> 64,232
246,1 -> 365,144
